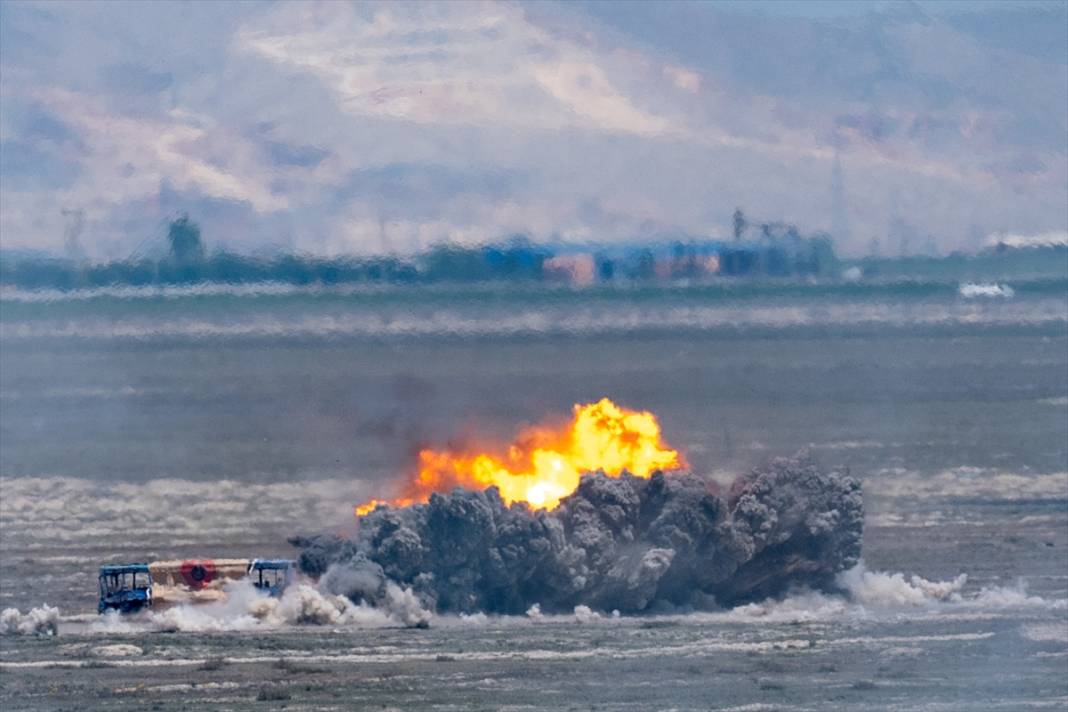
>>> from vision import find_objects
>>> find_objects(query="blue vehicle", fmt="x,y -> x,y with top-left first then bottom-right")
247,559 -> 295,597
98,564 -> 152,614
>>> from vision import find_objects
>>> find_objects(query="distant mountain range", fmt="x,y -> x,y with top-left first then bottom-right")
1,1 -> 1064,259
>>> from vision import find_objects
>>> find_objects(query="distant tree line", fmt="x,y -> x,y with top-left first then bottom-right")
0,250 -> 425,291
1,215 -> 421,290
0,215 -> 852,291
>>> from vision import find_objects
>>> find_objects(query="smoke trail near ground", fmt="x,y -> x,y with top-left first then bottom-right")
291,451 -> 864,614
84,580 -> 430,635
0,605 -> 59,636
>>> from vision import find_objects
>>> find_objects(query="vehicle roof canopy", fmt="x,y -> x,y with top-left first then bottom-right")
99,564 -> 150,575
250,559 -> 295,570
149,559 -> 250,572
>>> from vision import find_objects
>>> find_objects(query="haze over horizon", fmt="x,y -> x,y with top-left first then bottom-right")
1,0 -> 1065,259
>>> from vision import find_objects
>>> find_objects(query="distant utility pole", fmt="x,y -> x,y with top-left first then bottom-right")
967,224 -> 985,254
61,208 -> 86,262
378,214 -> 393,254
886,190 -> 915,257
890,215 -> 914,257
924,235 -> 939,257
830,152 -> 850,246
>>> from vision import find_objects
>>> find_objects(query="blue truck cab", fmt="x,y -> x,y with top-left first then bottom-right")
98,564 -> 152,614
247,559 -> 295,597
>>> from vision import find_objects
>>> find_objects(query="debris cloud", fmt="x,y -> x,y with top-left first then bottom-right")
296,451 -> 865,614
0,605 -> 59,636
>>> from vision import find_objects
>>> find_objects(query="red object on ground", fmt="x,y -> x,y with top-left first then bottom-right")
179,560 -> 217,589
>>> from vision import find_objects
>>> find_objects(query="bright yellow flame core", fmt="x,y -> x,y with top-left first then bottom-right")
355,398 -> 685,516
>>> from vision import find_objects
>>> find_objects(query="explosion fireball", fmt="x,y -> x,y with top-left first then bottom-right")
296,450 -> 864,616
356,398 -> 685,515
312,400 -> 862,617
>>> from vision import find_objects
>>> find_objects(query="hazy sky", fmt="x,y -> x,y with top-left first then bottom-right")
1,0 -> 1065,258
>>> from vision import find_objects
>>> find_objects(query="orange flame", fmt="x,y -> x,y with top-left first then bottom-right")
355,398 -> 685,516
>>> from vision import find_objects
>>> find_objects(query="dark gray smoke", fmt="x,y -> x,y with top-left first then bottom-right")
290,451 -> 863,615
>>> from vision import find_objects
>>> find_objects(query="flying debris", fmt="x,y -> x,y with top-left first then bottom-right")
293,451 -> 863,615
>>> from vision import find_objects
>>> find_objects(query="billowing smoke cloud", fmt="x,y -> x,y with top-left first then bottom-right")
291,451 -> 863,615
